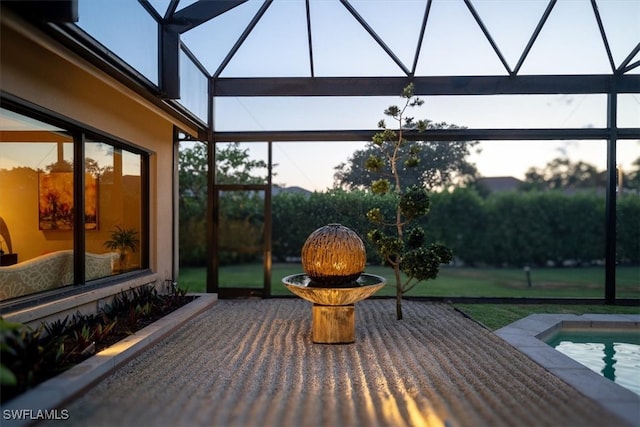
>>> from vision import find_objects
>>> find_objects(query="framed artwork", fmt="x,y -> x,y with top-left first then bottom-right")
38,172 -> 98,230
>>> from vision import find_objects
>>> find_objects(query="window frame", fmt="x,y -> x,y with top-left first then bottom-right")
0,94 -> 151,310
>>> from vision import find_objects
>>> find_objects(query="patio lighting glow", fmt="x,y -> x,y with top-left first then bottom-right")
301,223 -> 366,285
285,224 -> 385,343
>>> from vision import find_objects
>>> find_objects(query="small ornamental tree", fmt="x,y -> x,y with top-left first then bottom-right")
365,84 -> 453,320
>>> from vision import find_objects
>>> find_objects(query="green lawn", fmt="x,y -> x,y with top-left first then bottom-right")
179,263 -> 640,298
453,304 -> 639,330
178,264 -> 639,330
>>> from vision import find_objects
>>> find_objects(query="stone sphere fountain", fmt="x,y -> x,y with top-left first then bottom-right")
283,223 -> 385,344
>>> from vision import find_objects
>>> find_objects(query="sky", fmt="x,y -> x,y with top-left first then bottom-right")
0,109 -> 143,176
213,93 -> 639,190
76,0 -> 640,191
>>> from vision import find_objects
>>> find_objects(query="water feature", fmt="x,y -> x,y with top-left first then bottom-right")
283,273 -> 385,306
282,224 -> 385,344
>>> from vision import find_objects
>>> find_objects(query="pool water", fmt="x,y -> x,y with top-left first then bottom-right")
546,330 -> 640,396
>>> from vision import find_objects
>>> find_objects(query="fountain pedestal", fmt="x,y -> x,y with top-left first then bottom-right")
312,304 -> 355,344
283,273 -> 386,344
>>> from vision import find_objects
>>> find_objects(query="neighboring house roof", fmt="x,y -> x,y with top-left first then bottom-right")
477,176 -> 523,193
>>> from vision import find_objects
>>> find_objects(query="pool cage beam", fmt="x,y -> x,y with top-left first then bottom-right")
605,89 -> 618,304
211,72 -> 639,304
6,0 -> 636,304
213,74 -> 640,97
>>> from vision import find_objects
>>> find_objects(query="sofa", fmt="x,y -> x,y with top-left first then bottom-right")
0,250 -> 119,300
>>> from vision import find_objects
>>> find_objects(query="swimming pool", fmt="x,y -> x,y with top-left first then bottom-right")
495,314 -> 640,427
545,329 -> 640,396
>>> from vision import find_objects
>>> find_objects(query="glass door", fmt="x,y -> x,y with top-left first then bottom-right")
213,185 -> 271,297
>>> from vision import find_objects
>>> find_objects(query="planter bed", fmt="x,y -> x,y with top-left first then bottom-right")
2,293 -> 217,427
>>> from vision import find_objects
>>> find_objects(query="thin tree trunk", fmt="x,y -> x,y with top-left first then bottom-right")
393,126 -> 404,321
394,266 -> 403,320
396,286 -> 403,320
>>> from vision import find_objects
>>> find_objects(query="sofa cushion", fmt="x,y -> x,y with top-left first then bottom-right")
0,250 -> 118,301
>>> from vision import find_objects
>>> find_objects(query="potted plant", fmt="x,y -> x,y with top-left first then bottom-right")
104,226 -> 139,271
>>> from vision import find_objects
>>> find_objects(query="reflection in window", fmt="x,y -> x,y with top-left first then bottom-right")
86,142 -> 143,276
0,108 -> 147,301
0,112 -> 75,300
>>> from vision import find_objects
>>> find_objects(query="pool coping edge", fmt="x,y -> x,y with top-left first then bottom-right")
495,314 -> 640,427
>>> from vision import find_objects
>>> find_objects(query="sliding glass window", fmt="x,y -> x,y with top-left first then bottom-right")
0,107 -> 147,302
85,141 -> 144,275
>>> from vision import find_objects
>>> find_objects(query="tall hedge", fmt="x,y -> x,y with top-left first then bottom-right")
271,189 -> 637,268
271,189 -> 396,265
180,189 -> 639,267
617,195 -> 640,263
425,189 -> 487,266
473,191 -> 605,267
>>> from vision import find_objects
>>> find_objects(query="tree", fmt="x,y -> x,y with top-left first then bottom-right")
45,159 -> 72,173
365,84 -> 453,320
621,157 -> 640,194
521,158 -> 605,191
178,142 -> 270,266
215,143 -> 271,185
179,142 -> 270,209
333,123 -> 479,191
179,143 -> 208,216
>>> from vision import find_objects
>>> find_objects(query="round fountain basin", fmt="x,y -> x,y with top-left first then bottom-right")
283,273 -> 385,306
